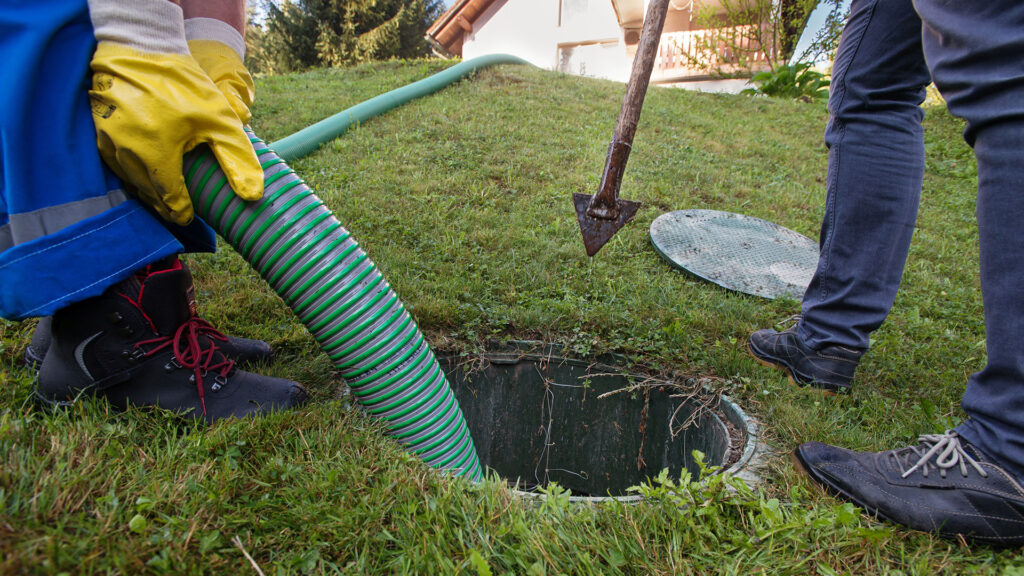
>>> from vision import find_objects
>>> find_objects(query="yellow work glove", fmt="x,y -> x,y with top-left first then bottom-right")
185,18 -> 255,125
188,40 -> 255,125
87,0 -> 263,226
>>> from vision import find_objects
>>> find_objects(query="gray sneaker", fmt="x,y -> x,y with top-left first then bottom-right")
747,316 -> 863,392
794,431 -> 1024,547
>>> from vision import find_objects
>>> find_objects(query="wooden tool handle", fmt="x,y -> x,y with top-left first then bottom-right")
590,0 -> 671,216
614,0 -> 672,144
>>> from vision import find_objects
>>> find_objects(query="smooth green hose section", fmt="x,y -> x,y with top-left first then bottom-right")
270,54 -> 528,162
177,57 -> 533,481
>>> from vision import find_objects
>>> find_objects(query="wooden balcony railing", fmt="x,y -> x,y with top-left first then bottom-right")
654,25 -> 777,78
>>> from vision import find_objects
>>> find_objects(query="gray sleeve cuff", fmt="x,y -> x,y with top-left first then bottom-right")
185,17 -> 246,59
87,0 -> 189,55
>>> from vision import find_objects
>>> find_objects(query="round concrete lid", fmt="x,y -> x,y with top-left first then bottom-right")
649,209 -> 819,299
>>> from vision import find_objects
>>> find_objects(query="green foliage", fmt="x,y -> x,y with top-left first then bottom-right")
741,62 -> 830,102
246,0 -> 442,74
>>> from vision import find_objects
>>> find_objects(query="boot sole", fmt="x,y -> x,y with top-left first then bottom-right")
32,383 -> 205,423
24,348 -> 45,372
32,380 -> 87,410
746,342 -> 844,395
33,378 -> 305,423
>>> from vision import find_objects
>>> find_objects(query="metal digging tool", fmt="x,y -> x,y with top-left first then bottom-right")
574,0 -> 671,257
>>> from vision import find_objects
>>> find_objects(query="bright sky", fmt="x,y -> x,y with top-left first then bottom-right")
790,0 -> 852,64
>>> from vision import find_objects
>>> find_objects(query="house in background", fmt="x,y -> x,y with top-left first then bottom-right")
426,0 -> 804,92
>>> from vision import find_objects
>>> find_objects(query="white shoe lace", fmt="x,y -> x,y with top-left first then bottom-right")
897,430 -> 988,479
775,314 -> 802,331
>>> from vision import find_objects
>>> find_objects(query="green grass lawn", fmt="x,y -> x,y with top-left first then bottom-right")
2,59 -> 1019,574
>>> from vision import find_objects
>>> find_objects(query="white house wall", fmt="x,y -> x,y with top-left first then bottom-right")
462,0 -> 633,82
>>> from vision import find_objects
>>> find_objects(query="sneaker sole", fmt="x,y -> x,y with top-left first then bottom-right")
746,342 -> 846,395
792,448 -> 1024,547
789,447 -> 896,524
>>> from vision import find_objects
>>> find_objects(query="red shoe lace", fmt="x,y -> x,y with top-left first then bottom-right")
134,317 -> 236,415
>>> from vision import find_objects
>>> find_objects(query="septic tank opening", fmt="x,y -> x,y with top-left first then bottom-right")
439,344 -> 759,501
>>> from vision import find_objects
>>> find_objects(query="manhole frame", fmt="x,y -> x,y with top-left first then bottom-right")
440,341 -> 764,502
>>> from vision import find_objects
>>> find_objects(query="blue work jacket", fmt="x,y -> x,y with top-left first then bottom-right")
0,0 -> 215,320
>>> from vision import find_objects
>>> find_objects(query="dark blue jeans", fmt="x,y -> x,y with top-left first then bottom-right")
797,0 -> 1024,476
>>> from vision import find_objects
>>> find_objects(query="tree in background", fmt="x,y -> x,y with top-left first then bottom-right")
793,0 -> 846,65
245,0 -> 443,74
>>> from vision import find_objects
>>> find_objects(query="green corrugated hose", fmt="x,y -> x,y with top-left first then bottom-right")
182,55 -> 529,481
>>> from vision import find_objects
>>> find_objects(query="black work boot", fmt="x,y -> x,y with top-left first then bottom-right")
24,263 -> 273,371
747,316 -> 863,392
794,431 -> 1024,547
35,258 -> 307,422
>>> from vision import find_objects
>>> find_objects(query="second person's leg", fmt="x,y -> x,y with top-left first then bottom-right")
749,0 -> 932,391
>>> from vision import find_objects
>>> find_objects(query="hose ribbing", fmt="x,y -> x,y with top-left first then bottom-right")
183,132 -> 483,481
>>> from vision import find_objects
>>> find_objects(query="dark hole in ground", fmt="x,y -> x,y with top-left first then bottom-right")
439,346 -> 745,499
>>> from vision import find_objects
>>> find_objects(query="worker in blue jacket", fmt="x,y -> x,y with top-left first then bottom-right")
0,0 -> 307,421
748,0 -> 1024,546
